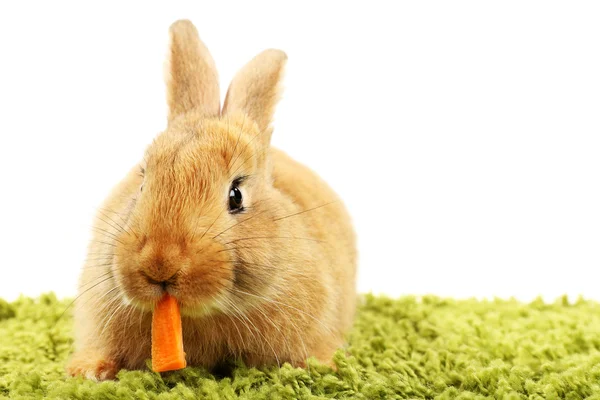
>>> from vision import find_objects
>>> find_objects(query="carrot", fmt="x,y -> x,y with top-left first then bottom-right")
151,293 -> 186,372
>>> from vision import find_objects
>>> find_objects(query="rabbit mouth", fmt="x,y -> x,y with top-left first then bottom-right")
114,262 -> 236,317
118,285 -> 227,318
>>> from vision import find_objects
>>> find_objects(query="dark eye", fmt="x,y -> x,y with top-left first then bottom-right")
228,186 -> 243,213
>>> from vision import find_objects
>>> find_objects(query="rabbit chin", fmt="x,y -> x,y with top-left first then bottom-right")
178,293 -> 230,318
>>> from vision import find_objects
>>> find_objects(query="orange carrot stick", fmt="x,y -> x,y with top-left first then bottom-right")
151,293 -> 186,372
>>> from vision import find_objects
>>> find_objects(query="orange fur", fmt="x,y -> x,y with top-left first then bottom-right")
66,19 -> 356,380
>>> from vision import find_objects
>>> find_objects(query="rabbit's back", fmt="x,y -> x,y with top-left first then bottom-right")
270,147 -> 357,331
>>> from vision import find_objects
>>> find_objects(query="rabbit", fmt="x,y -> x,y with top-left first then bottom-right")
66,19 -> 357,381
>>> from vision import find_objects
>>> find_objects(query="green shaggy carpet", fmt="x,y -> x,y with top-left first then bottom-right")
1,294 -> 600,399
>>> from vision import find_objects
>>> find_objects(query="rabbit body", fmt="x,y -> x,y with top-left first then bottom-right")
66,20 -> 356,381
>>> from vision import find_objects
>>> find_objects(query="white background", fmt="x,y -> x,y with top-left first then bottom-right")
1,2 -> 599,302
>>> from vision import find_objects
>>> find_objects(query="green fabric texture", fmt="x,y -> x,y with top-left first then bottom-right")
1,294 -> 600,399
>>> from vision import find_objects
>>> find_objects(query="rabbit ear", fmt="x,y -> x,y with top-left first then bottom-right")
222,49 -> 287,134
165,20 -> 220,122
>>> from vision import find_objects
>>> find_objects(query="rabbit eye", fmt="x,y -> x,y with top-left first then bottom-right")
228,186 -> 243,213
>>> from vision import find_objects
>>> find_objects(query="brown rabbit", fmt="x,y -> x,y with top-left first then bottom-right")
66,19 -> 356,381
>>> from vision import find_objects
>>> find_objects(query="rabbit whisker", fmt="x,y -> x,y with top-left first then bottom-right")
100,294 -> 130,338
53,274 -> 115,327
211,282 -> 260,348
272,201 -> 338,222
81,264 -> 113,271
99,206 -> 139,241
95,209 -> 129,236
216,246 -> 259,253
80,285 -> 121,321
227,287 -> 334,336
196,209 -> 225,244
82,258 -> 114,265
225,114 -> 250,174
223,236 -> 324,245
229,144 -> 268,180
88,240 -> 119,248
85,252 -> 116,257
80,271 -> 113,288
91,227 -> 127,246
213,296 -> 247,351
212,207 -> 267,239
226,118 -> 243,172
97,296 -> 124,338
227,295 -> 281,370
234,262 -> 316,282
